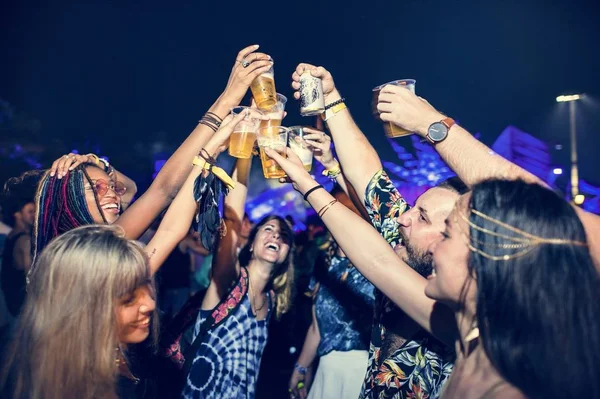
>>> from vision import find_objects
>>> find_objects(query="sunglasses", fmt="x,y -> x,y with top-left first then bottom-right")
85,179 -> 127,196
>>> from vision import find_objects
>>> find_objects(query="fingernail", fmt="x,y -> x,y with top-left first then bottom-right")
254,44 -> 259,48
50,172 -> 55,177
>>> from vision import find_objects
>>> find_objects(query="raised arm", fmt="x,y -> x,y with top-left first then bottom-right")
376,85 -> 600,265
265,147 -> 457,346
291,64 -> 382,203
144,112 -> 247,275
115,45 -> 273,240
300,127 -> 370,221
202,157 -> 252,308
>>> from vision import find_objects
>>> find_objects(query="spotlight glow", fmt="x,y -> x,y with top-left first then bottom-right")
574,194 -> 585,205
556,94 -> 583,103
553,168 -> 563,175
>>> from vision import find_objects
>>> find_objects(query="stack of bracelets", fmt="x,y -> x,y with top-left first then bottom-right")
199,112 -> 223,132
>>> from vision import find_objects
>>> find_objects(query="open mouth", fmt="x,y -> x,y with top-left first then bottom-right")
265,242 -> 280,252
101,202 -> 120,214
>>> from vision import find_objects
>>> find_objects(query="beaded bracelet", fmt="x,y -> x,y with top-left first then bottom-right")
324,97 -> 346,110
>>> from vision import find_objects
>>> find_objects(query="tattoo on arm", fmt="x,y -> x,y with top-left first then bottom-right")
148,248 -> 157,259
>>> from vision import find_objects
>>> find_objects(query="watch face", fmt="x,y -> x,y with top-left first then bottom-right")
428,122 -> 448,142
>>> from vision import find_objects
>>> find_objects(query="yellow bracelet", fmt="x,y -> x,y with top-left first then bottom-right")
322,162 -> 341,179
322,102 -> 347,122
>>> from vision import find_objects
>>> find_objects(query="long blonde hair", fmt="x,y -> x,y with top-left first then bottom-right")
1,225 -> 156,399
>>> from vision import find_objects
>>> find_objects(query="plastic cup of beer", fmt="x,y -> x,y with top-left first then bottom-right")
257,126 -> 289,179
299,71 -> 325,116
288,126 -> 313,172
251,64 -> 277,111
228,106 -> 263,159
372,79 -> 416,138
259,93 -> 287,130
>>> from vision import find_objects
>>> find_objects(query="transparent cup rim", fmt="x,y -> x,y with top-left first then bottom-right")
258,126 -> 289,135
231,106 -> 264,119
373,79 -> 416,91
276,93 -> 288,104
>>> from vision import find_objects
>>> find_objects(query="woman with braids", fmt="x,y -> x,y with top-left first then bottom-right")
1,99 -> 267,399
21,44 -> 273,269
181,148 -> 296,399
267,146 -> 600,399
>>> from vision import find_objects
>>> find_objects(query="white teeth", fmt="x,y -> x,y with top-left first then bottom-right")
102,203 -> 119,210
266,243 -> 279,251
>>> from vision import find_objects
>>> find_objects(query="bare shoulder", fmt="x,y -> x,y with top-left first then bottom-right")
14,234 -> 31,249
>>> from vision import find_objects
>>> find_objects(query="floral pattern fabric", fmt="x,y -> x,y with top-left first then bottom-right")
359,169 -> 454,399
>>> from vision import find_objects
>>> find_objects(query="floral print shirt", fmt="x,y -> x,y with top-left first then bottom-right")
359,170 -> 454,399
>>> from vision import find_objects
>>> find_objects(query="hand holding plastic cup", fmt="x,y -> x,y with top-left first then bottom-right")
287,126 -> 313,172
257,126 -> 289,179
228,106 -> 264,159
251,64 -> 277,110
259,93 -> 287,130
372,79 -> 416,138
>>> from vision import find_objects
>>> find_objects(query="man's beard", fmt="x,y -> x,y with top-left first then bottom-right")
397,229 -> 433,278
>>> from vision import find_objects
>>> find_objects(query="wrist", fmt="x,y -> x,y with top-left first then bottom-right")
294,362 -> 308,375
324,89 -> 342,104
298,177 -> 320,196
210,96 -> 236,120
321,159 -> 339,171
417,111 -> 446,137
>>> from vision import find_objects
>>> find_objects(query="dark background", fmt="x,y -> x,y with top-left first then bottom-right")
2,1 -> 599,396
1,0 -> 599,189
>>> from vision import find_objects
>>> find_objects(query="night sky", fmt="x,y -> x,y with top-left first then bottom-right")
2,0 -> 599,186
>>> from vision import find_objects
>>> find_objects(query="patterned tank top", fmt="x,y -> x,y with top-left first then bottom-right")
182,268 -> 272,399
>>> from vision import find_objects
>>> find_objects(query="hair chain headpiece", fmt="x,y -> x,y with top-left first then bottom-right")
455,208 -> 587,261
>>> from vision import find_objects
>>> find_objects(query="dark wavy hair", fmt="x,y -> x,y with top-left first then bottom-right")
1,170 -> 42,227
467,179 -> 600,399
238,215 -> 295,319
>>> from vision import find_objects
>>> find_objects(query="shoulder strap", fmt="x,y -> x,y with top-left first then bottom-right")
180,267 -> 249,377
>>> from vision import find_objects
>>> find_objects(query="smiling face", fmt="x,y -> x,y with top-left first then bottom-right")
250,219 -> 291,265
116,284 -> 156,344
394,187 -> 460,277
83,166 -> 121,224
425,193 -> 476,310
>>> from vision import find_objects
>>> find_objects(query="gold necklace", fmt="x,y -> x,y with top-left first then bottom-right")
248,273 -> 266,314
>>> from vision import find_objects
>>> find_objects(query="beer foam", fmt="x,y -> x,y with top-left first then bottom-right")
260,71 -> 274,79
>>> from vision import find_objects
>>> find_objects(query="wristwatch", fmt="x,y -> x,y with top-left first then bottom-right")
426,117 -> 455,144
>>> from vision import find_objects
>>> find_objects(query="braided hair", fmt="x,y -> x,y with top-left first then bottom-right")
31,163 -> 107,268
